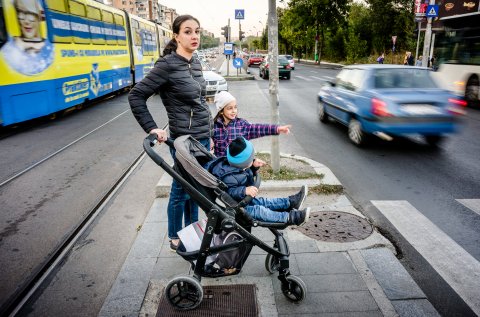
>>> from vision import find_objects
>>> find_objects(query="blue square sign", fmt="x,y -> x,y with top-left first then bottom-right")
235,9 -> 245,20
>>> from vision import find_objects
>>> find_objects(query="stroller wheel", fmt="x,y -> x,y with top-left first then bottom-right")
165,276 -> 203,310
281,275 -> 307,302
265,254 -> 280,274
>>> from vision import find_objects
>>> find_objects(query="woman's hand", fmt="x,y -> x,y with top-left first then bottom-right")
277,125 -> 291,134
149,128 -> 168,142
245,186 -> 258,197
253,158 -> 266,168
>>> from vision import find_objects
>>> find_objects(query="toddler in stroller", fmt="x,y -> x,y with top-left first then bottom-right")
143,133 -> 308,310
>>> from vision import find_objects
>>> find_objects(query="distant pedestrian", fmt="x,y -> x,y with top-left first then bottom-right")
212,91 -> 291,157
377,53 -> 385,64
404,52 -> 414,66
416,55 -> 423,66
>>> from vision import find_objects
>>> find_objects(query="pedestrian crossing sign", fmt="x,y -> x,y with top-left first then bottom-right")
235,9 -> 245,20
426,5 -> 438,17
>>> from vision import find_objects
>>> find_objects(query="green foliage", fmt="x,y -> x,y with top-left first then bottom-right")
275,0 -> 417,63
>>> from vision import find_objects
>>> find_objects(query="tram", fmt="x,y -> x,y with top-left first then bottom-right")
0,0 -> 172,126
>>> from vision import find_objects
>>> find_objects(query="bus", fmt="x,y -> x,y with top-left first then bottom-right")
0,0 -> 172,126
431,8 -> 480,108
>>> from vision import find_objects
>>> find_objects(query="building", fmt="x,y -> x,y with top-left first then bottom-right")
111,0 -> 160,21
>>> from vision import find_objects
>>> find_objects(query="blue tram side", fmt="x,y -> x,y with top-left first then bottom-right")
0,0 -> 171,126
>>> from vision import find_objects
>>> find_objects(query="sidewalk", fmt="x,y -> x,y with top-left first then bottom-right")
98,81 -> 439,317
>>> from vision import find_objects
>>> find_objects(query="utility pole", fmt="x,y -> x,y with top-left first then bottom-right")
421,0 -> 434,67
268,0 -> 280,172
227,18 -> 230,76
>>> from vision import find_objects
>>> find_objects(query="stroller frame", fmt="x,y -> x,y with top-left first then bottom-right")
143,134 -> 307,310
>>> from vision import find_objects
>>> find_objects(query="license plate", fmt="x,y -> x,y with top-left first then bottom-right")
206,86 -> 216,91
401,104 -> 442,115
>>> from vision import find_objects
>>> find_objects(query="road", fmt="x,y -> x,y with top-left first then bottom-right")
249,62 -> 480,316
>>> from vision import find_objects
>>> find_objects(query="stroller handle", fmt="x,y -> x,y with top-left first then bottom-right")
146,133 -> 174,148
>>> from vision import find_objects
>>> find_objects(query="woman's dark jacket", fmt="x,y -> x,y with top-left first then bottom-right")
128,51 -> 212,140
206,157 -> 258,201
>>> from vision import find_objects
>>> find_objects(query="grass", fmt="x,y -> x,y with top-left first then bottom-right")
256,153 -> 322,181
310,184 -> 344,195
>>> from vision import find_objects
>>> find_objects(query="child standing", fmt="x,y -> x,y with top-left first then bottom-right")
206,137 -> 310,225
212,91 -> 291,157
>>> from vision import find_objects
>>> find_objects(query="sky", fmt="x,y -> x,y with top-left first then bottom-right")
159,0 -> 286,39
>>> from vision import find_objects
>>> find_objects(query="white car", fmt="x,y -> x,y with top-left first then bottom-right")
200,59 -> 228,98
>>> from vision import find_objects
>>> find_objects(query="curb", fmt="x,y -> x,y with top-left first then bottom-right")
155,152 -> 342,198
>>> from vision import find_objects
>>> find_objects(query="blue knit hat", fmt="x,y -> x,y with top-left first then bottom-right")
227,137 -> 254,169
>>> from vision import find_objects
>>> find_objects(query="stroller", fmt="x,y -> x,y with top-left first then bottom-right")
143,134 -> 307,310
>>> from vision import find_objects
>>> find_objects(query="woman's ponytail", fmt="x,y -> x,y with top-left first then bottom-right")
163,39 -> 177,56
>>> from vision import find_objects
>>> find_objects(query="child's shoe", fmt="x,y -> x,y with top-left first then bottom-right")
288,207 -> 311,226
288,185 -> 308,210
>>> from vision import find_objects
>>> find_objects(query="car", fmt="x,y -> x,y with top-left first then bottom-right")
199,59 -> 228,98
317,65 -> 466,146
281,54 -> 295,70
259,56 -> 292,80
247,54 -> 264,67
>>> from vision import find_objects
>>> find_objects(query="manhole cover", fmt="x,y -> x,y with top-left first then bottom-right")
295,211 -> 373,242
157,284 -> 258,316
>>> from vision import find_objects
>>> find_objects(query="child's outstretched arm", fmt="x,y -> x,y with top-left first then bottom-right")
241,118 -> 291,140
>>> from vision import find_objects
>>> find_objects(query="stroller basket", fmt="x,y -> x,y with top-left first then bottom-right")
143,134 -> 307,310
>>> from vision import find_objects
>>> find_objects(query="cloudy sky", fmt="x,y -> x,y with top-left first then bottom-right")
159,0 -> 286,38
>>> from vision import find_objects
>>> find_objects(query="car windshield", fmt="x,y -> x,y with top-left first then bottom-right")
278,57 -> 288,63
373,68 -> 438,89
285,55 -> 293,60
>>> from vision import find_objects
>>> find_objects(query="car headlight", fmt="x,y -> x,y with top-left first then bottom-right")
219,80 -> 227,85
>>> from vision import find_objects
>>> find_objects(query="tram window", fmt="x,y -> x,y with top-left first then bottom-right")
102,10 -> 116,45
0,3 -> 6,49
68,0 -> 90,44
87,6 -> 104,45
46,0 -> 67,12
114,14 -> 125,45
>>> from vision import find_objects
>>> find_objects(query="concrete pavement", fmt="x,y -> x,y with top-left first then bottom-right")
98,64 -> 439,317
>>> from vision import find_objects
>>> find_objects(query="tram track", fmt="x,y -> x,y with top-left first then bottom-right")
0,107 -> 168,315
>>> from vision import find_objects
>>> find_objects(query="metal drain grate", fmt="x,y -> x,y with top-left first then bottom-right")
156,284 -> 258,317
296,211 -> 373,242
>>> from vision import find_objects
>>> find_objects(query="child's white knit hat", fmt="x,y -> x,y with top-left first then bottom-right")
214,91 -> 236,112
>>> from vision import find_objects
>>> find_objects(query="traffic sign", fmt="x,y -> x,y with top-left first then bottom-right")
426,5 -> 439,17
235,9 -> 245,20
224,42 -> 234,55
233,58 -> 243,69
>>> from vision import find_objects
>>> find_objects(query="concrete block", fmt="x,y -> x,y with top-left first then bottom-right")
361,248 -> 426,300
392,299 -> 440,317
294,252 -> 358,275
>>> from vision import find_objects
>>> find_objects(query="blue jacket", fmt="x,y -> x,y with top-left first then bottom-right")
206,157 -> 256,201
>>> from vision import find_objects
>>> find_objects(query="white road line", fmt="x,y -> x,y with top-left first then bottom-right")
456,199 -> 480,216
310,76 -> 325,81
372,200 -> 480,315
294,75 -> 313,81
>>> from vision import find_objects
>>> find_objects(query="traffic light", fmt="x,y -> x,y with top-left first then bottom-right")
221,26 -> 229,41
239,30 -> 245,41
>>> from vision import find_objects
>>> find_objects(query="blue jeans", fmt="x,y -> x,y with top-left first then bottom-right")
167,138 -> 210,240
245,197 -> 290,223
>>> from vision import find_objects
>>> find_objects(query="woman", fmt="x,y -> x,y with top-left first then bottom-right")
129,15 -> 212,251
1,0 -> 54,75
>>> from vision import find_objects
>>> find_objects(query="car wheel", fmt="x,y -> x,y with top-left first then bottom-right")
348,118 -> 368,146
424,135 -> 444,147
264,71 -> 269,80
318,101 -> 329,123
465,76 -> 479,108
286,73 -> 291,80
292,67 -> 295,70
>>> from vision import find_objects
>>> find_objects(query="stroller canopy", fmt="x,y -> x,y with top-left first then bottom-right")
173,135 -> 221,189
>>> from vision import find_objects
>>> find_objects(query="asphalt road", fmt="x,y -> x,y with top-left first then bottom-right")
0,93 -> 167,315
250,62 -> 480,316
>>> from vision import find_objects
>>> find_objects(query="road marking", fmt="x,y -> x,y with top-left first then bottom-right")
294,75 -> 313,81
372,200 -> 480,315
456,199 -> 480,216
310,76 -> 325,81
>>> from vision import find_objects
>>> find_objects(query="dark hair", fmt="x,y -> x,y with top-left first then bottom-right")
162,15 -> 200,56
